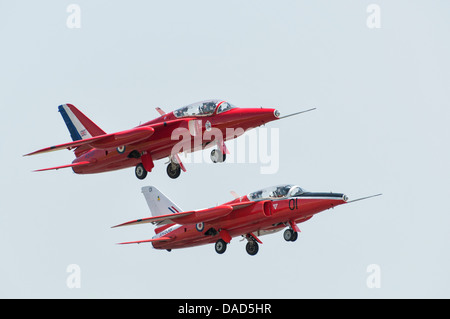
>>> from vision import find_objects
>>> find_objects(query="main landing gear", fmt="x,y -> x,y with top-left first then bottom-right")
215,239 -> 227,254
135,161 -> 182,180
135,158 -> 183,180
213,227 -> 299,255
166,162 -> 181,179
135,163 -> 147,180
214,233 -> 260,256
133,150 -> 154,180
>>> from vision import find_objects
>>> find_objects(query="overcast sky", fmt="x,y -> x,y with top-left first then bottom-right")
1,1 -> 449,298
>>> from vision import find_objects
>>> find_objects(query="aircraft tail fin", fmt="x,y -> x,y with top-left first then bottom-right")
58,104 -> 106,141
141,186 -> 184,217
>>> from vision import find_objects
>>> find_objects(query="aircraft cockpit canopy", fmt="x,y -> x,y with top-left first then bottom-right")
216,101 -> 235,114
173,99 -> 235,118
247,184 -> 305,201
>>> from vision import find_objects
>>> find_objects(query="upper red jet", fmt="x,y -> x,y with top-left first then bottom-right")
25,100 -> 314,179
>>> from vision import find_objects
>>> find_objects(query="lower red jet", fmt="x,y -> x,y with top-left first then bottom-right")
113,185 -> 381,255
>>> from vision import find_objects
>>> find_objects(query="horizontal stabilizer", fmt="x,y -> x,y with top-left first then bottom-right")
33,161 -> 91,172
117,237 -> 172,245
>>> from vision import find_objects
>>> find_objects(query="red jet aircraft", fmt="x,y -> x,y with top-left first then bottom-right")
25,100 -> 314,179
113,185 -> 381,255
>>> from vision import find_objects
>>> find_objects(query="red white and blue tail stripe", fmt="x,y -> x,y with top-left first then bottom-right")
167,206 -> 180,214
58,104 -> 106,141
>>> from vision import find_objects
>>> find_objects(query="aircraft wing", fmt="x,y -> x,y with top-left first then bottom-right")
112,204 -> 241,228
113,211 -> 194,227
24,126 -> 155,156
24,118 -> 190,157
117,236 -> 172,245
113,201 -> 257,228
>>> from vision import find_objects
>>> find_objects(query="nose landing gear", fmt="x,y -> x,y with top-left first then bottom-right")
245,240 -> 259,256
166,154 -> 185,179
245,233 -> 261,256
283,228 -> 298,242
210,149 -> 226,163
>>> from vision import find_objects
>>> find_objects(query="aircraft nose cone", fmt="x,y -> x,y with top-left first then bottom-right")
238,108 -> 279,127
332,193 -> 348,202
274,109 -> 280,118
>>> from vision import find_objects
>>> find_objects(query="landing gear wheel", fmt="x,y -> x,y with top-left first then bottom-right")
166,163 -> 181,179
291,231 -> 298,242
283,229 -> 296,242
210,149 -> 226,163
135,163 -> 147,180
246,241 -> 259,256
215,239 -> 227,254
